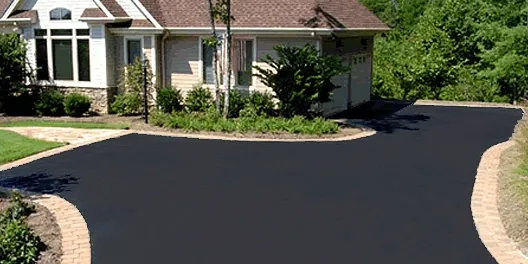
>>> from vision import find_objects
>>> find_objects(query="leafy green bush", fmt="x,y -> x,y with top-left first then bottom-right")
64,93 -> 91,117
111,93 -> 142,115
35,89 -> 64,116
150,110 -> 339,135
219,89 -> 248,117
0,191 -> 43,264
156,86 -> 183,113
255,44 -> 350,118
0,33 -> 27,112
3,88 -> 39,116
185,85 -> 213,112
246,91 -> 276,117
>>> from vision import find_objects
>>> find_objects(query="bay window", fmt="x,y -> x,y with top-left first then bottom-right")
34,28 -> 91,82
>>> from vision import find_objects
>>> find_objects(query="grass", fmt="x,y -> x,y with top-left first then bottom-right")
150,110 -> 340,135
0,130 -> 65,165
515,121 -> 528,212
0,120 -> 129,130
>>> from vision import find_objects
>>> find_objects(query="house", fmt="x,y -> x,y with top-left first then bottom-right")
0,0 -> 389,114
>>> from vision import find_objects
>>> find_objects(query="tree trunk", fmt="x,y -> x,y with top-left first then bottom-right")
223,0 -> 232,117
206,0 -> 221,112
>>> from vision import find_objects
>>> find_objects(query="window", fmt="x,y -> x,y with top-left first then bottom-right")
126,39 -> 142,65
233,39 -> 254,86
34,28 -> 91,82
36,39 -> 49,81
50,8 -> 71,20
77,40 -> 90,81
202,42 -> 214,84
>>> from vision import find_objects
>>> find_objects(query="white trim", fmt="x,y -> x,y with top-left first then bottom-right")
198,36 -> 204,83
123,36 -> 144,65
1,0 -> 21,19
46,29 -> 54,82
32,80 -> 111,89
150,35 -> 156,77
91,0 -> 115,19
252,36 -> 257,92
109,28 -> 163,35
130,0 -> 163,29
72,29 -> 79,82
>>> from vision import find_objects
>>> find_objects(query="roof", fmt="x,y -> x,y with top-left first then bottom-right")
99,0 -> 128,18
138,0 -> 389,29
108,19 -> 154,28
6,9 -> 37,22
0,0 -> 13,18
81,8 -> 107,18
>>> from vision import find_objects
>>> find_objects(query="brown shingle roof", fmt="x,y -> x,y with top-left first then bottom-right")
81,8 -> 107,18
8,9 -> 37,22
138,0 -> 388,29
100,0 -> 128,17
0,0 -> 13,18
107,19 -> 155,28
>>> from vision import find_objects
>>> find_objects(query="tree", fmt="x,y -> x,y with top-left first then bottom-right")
0,33 -> 27,111
254,44 -> 350,117
206,0 -> 221,112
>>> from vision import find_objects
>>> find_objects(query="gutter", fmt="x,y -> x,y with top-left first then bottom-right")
161,29 -> 170,88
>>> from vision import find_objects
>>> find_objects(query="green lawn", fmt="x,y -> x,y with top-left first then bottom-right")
0,130 -> 65,165
0,120 -> 129,130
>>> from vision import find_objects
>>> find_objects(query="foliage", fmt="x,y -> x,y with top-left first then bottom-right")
219,89 -> 247,118
35,89 -> 64,116
63,93 -> 91,117
0,33 -> 27,111
254,44 -> 350,117
0,191 -> 44,264
2,88 -> 39,116
111,93 -> 142,116
361,0 -> 528,103
185,84 -> 213,112
150,109 -> 339,135
246,91 -> 276,117
156,86 -> 183,113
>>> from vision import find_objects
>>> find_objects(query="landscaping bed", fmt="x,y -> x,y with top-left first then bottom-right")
0,191 -> 61,264
498,109 -> 528,255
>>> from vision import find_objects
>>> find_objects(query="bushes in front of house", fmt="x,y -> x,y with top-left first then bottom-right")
156,86 -> 184,113
0,191 -> 45,264
111,93 -> 142,116
35,89 -> 65,116
185,85 -> 213,112
64,93 -> 91,117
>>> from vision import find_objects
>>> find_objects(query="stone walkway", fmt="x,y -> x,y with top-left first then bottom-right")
0,126 -> 126,145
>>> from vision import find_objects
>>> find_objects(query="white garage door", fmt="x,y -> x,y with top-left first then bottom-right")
349,54 -> 372,107
321,54 -> 372,115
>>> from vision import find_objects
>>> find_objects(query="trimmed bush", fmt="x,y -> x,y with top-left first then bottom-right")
220,89 -> 248,118
64,93 -> 91,117
3,88 -> 39,116
111,92 -> 142,116
157,86 -> 183,113
150,110 -> 339,135
246,91 -> 276,117
35,89 -> 64,116
185,85 -> 213,112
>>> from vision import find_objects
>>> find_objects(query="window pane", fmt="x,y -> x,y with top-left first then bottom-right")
235,40 -> 253,86
76,29 -> 90,36
34,29 -> 47,37
50,9 -> 61,20
36,39 -> 49,81
77,40 -> 90,81
61,9 -> 71,20
51,29 -> 72,36
202,43 -> 214,84
52,40 -> 73,80
127,40 -> 141,64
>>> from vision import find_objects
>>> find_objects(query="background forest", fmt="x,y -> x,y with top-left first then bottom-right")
360,0 -> 528,103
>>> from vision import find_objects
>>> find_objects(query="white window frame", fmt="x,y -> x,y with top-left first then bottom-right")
124,36 -> 144,65
198,36 -> 256,90
34,28 -> 91,85
49,7 -> 72,21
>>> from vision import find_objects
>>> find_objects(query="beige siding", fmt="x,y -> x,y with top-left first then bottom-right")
106,29 -> 116,87
155,35 -> 162,88
255,37 -> 318,92
165,36 -> 200,91
114,36 -> 125,86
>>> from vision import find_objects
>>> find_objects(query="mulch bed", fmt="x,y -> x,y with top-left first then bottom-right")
0,115 -> 370,140
0,192 -> 61,264
497,109 -> 528,256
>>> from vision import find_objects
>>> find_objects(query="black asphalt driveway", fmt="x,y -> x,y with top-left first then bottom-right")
0,104 -> 523,264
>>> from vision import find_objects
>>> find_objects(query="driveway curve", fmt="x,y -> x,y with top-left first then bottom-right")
0,104 -> 523,264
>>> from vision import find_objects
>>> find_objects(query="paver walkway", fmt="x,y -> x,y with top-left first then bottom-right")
0,104 -> 523,264
0,127 -> 125,144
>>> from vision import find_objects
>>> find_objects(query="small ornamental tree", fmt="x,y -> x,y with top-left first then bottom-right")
0,33 -> 27,111
254,44 -> 350,118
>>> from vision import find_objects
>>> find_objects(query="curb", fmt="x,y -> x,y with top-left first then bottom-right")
131,129 -> 377,142
472,141 -> 528,264
414,100 -> 526,110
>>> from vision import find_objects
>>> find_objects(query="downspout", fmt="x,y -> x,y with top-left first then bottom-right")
161,29 -> 170,88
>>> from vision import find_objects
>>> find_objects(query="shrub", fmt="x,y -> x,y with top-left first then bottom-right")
111,92 -> 142,115
246,91 -> 276,117
0,33 -> 27,111
219,89 -> 248,117
150,110 -> 339,135
156,86 -> 183,113
185,84 -> 213,112
254,44 -> 350,118
3,88 -> 39,116
64,93 -> 91,117
0,191 -> 43,264
35,89 -> 64,116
